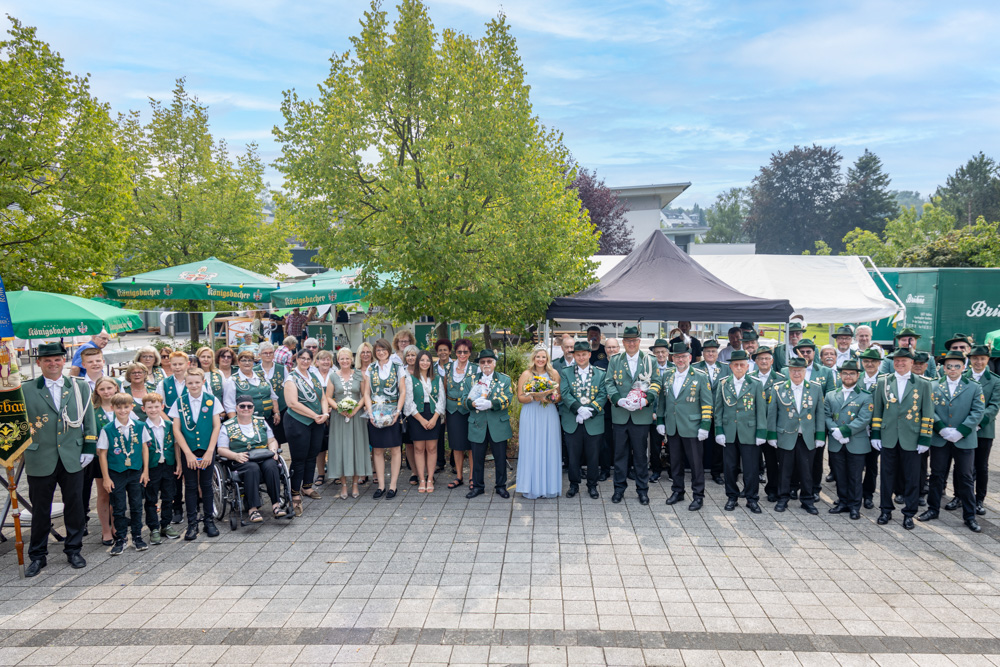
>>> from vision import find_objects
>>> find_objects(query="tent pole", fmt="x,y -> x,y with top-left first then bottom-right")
544,321 -> 550,355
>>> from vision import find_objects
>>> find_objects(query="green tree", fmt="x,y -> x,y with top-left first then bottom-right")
119,79 -> 290,343
892,190 -> 925,217
899,218 -> 1000,267
703,187 -> 749,243
842,199 -> 956,266
0,17 -> 132,293
274,0 -> 597,344
934,152 -> 1000,226
829,149 -> 896,249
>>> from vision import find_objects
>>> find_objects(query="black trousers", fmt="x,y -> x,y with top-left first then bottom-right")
566,427 -> 601,488
183,454 -> 214,525
613,421 -> 649,494
928,444 -> 976,520
724,437 -> 760,502
880,446 -> 920,517
974,436 -> 993,503
862,449 -> 880,500
471,436 -> 507,492
27,459 -> 85,561
810,446 -> 825,496
144,464 -> 177,532
285,416 -> 324,492
778,436 -> 816,507
668,433 -> 704,499
829,448 -> 865,510
271,410 -> 287,445
600,412 -> 614,474
108,468 -> 143,541
232,457 -> 282,510
648,423 -> 666,474
703,420 -> 723,476
81,457 -> 102,518
436,417 -> 448,469
762,445 -> 780,498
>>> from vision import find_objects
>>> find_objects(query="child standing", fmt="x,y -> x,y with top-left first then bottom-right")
98,393 -> 148,555
140,393 -> 181,544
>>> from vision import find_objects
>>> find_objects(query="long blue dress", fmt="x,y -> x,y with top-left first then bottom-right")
516,400 -> 562,499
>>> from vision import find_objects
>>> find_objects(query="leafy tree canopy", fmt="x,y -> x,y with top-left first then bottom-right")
570,165 -> 633,255
703,187 -> 749,244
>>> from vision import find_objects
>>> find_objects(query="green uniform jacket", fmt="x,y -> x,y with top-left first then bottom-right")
551,357 -> 573,375
657,368 -> 714,437
445,361 -> 475,415
931,377 -> 985,449
823,386 -> 873,454
558,365 -> 607,436
465,371 -> 514,443
881,355 -> 938,378
691,360 -> 731,391
713,374 -> 767,444
772,344 -> 798,373
806,363 -> 836,394
871,374 -> 934,450
604,351 -> 661,426
23,376 -> 98,477
766,380 -> 826,451
965,368 -> 1000,439
751,369 -> 786,397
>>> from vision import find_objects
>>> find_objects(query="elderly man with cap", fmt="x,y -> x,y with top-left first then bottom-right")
597,338 -> 621,481
880,328 -> 937,377
919,350 -> 986,532
871,348 -> 935,529
962,345 -> 1000,516
794,338 -> 836,495
714,350 -> 767,512
604,327 -> 661,505
552,334 -> 577,374
857,348 -> 883,509
833,326 -> 857,368
773,322 -> 806,372
693,338 -> 730,485
559,341 -> 608,499
751,346 -> 785,501
766,358 -> 825,514
22,343 -> 98,576
656,342 -> 713,511
464,349 -> 514,499
648,338 -> 674,483
824,359 -> 873,520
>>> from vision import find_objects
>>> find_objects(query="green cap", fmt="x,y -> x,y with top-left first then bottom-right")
622,326 -> 640,339
36,342 -> 67,358
751,346 -> 773,360
858,348 -> 882,361
794,338 -> 816,350
969,345 -> 991,358
788,322 -> 806,332
573,341 -> 591,353
912,351 -> 930,364
651,338 -> 670,350
786,357 -> 807,368
945,333 -> 973,349
670,342 -> 691,355
741,330 -> 759,341
729,350 -> 750,362
838,359 -> 861,372
702,339 -> 720,349
887,348 -> 914,360
943,350 -> 967,361
476,349 -> 497,362
834,325 -> 854,337
895,327 -> 920,339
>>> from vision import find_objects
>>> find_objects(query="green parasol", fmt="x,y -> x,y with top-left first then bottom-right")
7,290 -> 143,339
269,267 -> 394,308
103,257 -> 282,303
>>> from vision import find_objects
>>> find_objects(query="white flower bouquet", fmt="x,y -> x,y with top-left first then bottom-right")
370,396 -> 396,428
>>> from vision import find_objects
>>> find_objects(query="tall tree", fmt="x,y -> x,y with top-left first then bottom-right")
0,17 -> 132,293
898,218 -> 1000,267
744,145 -> 843,254
118,79 -> 290,343
892,190 -> 925,216
934,152 -> 1000,226
842,199 -> 956,266
274,0 -> 597,341
703,187 -> 749,243
571,166 -> 632,254
829,149 -> 896,249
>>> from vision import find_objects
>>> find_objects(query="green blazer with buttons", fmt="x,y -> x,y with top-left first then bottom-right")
931,376 -> 985,449
965,368 -> 1000,439
823,386 -> 873,454
713,374 -> 767,444
805,363 -> 836,394
691,360 -> 730,391
22,376 -> 98,477
751,369 -> 786,397
871,374 -> 934,450
604,351 -> 661,426
766,380 -> 826,451
657,367 -> 714,437
558,365 -> 607,436
464,371 -> 514,443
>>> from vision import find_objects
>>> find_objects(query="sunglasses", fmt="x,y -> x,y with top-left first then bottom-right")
944,364 -> 964,370
237,403 -> 254,409
220,354 -> 233,359
457,350 -> 470,355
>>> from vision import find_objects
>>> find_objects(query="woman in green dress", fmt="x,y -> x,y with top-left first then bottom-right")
326,347 -> 370,499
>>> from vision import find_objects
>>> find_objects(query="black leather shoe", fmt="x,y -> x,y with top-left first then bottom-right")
903,516 -> 915,530
747,501 -> 762,514
767,493 -> 778,503
373,488 -> 385,499
712,474 -> 724,485
665,492 -> 684,505
612,492 -> 623,504
774,500 -> 788,512
850,509 -> 860,520
184,523 -> 198,541
649,472 -> 660,483
588,487 -> 599,499
828,503 -> 846,514
203,519 -> 220,538
566,484 -> 579,498
688,498 -> 703,511
24,559 -> 46,577
966,518 -> 982,533
638,493 -> 649,506
976,501 -> 986,515
918,509 -> 939,522
67,552 -> 86,569
724,498 -> 738,511
945,497 -> 961,511
598,471 -> 609,482
863,498 -> 874,510
386,489 -> 397,499
496,488 -> 510,499
877,512 -> 891,525
465,489 -> 484,499
803,505 -> 819,515
825,473 -> 835,482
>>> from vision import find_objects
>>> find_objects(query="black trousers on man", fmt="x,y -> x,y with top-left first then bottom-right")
613,421 -> 649,495
724,437 -> 760,502
829,448 -> 865,511
762,445 -> 780,499
144,464 -> 177,533
668,433 -> 704,499
862,449 -> 880,503
810,447 -> 825,497
648,423 -> 666,475
27,459 -> 86,562
703,420 -> 723,477
778,436 -> 816,508
566,428 -> 601,489
974,437 -> 993,504
880,446 -> 920,518
600,411 -> 614,476
928,444 -> 976,521
471,436 -> 507,492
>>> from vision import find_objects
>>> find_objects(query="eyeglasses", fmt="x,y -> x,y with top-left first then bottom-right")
220,354 -> 233,359
944,364 -> 964,370
456,350 -> 470,355
237,403 -> 254,409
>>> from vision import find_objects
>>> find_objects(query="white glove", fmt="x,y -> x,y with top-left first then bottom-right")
577,406 -> 593,421
917,445 -> 929,454
80,453 -> 94,467
815,440 -> 825,449
473,397 -> 492,411
656,425 -> 665,436
871,439 -> 882,451
830,428 -> 844,442
697,429 -> 709,441
767,439 -> 777,448
755,438 -> 766,446
617,398 -> 629,408
715,434 -> 726,446
839,436 -> 850,445
638,397 -> 648,409
940,427 -> 962,443
575,414 -> 585,424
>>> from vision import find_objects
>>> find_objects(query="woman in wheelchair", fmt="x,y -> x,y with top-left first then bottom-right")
217,394 -> 287,522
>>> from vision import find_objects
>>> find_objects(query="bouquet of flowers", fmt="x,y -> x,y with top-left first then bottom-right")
337,397 -> 358,422
620,363 -> 653,411
370,396 -> 396,428
524,375 -> 556,406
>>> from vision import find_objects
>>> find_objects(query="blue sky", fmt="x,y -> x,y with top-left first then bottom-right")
7,0 -> 999,207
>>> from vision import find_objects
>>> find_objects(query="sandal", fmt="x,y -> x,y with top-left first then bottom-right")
302,487 -> 322,500
418,481 -> 427,493
292,496 -> 303,517
273,505 -> 287,518
409,475 -> 419,485
426,480 -> 435,493
249,509 -> 263,523
352,484 -> 360,498
448,478 -> 464,489
315,475 -> 325,487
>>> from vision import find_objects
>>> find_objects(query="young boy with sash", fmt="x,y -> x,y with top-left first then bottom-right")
98,393 -> 147,555
156,351 -> 191,525
140,393 -> 181,544
169,368 -> 224,540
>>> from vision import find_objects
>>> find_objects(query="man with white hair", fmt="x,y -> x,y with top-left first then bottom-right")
853,325 -> 882,357
70,330 -> 110,377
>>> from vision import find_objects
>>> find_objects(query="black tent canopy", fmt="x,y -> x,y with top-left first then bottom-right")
546,232 -> 793,322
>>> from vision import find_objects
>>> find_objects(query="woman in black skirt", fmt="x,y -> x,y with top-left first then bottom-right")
445,338 -> 476,490
283,350 -> 330,516
400,344 -> 419,484
362,339 -> 406,499
404,351 -> 445,493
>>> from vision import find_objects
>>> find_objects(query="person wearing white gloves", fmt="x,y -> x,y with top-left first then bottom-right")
658,341 -> 714,512
919,350 -> 986,532
464,349 -> 514,500
713,350 -> 767,513
764,357 -> 826,515
870,348 -> 936,530
603,327 -> 661,506
557,341 -> 608,500
21,342 -> 98,577
823,360 -> 873,520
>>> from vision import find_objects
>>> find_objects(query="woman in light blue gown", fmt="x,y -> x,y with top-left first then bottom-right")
515,347 -> 563,499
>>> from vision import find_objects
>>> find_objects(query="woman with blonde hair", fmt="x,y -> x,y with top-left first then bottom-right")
515,346 -> 562,499
195,346 -> 226,397
122,363 -> 150,418
327,347 -> 370,498
390,329 -> 415,366
314,349 -> 335,485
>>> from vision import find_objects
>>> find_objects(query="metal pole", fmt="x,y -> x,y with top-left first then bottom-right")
6,466 -> 24,578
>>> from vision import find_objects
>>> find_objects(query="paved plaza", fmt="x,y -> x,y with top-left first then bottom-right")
2,460 -> 1000,666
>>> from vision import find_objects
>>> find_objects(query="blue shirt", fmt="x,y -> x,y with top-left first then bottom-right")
70,341 -> 98,375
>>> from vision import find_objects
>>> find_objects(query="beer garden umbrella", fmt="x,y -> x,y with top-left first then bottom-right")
6,289 -> 143,339
269,267 -> 393,308
103,257 -> 283,303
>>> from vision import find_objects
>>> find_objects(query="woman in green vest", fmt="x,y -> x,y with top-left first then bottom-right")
283,349 -> 330,516
217,394 -> 285,522
363,338 -> 406,499
256,342 -> 288,445
196,347 -> 226,397
404,351 -> 445,493
215,346 -> 236,385
445,338 -> 476,490
133,346 -> 166,388
122,363 -> 149,419
327,347 -> 370,499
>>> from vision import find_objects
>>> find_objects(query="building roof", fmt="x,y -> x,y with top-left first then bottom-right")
611,182 -> 691,206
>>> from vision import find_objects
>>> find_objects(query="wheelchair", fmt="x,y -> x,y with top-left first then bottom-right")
211,448 -> 295,530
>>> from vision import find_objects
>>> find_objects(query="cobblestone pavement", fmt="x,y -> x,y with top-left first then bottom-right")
2,458 -> 1000,666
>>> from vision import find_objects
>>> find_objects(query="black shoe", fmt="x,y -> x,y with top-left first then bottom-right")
767,493 -> 778,503
665,492 -> 684,505
649,472 -> 660,483
945,498 -> 961,511
171,510 -> 183,525
825,473 -> 835,482
828,503 -> 847,514
24,559 -> 46,577
588,487 -> 600,499
747,501 -> 762,514
133,538 -> 148,552
496,488 -> 509,499
903,516 -> 915,530
627,469 -> 635,480
566,484 -> 579,498
966,518 -> 982,533
598,471 -> 609,482
918,497 -> 927,507
386,489 -> 397,499
788,489 -> 798,500
203,519 -> 220,538
373,488 -> 385,499
803,505 -> 819,515
688,498 -> 703,511
917,509 -> 939,522
850,509 -> 860,520
894,495 -> 903,505
863,498 -> 874,510
712,474 -> 724,485
465,489 -> 484,499
409,475 -> 418,485
638,493 -> 650,506
611,492 -> 623,504
68,552 -> 86,568
724,498 -> 738,511
976,501 -> 986,516
110,540 -> 125,556
184,523 -> 198,541
877,512 -> 891,525
774,500 -> 787,512
101,539 -> 114,547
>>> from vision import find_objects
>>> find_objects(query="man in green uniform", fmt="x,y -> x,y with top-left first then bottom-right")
648,338 -> 673,483
824,359 -> 872,520
22,343 -> 97,576
796,338 -> 835,495
858,348 -> 883,509
966,345 -> 1000,516
714,350 -> 767,512
465,349 -> 514,499
773,322 -> 805,372
880,328 -> 937,377
693,339 -> 730,485
559,341 -> 608,499
751,346 -> 785,502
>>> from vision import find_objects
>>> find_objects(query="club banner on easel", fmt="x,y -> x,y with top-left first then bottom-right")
0,276 -> 31,468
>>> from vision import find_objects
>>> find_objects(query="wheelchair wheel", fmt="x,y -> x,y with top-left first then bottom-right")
276,451 -> 295,520
212,461 -> 227,520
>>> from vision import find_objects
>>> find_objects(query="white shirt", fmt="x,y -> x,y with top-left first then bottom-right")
790,381 -> 804,410
84,373 -> 103,392
376,361 -> 394,380
947,377 -> 961,398
863,373 -> 879,391
625,351 -> 640,377
479,372 -> 494,386
310,366 -> 329,387
168,392 -> 224,420
97,417 -> 133,450
757,370 -> 771,385
843,386 -> 855,402
44,376 -> 64,409
576,364 -> 591,384
972,371 -> 985,383
218,420 -> 275,449
451,362 -> 470,382
805,365 -> 814,382
732,376 -> 745,395
704,363 -> 719,382
894,372 -> 911,399
222,371 -> 279,413
672,368 -> 688,398
836,349 -> 853,366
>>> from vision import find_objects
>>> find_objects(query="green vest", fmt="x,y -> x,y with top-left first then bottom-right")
207,370 -> 226,397
161,376 -> 187,411
176,393 -> 217,454
143,418 -> 176,467
232,371 -> 274,418
257,363 -> 288,412
221,416 -> 271,453
445,362 -> 474,415
123,386 -> 148,419
368,362 -> 401,401
287,371 -> 324,425
410,374 -> 439,410
102,420 -> 145,473
95,407 -> 114,433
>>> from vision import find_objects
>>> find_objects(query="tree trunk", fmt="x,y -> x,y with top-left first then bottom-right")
482,323 -> 493,350
435,321 -> 448,341
188,300 -> 200,348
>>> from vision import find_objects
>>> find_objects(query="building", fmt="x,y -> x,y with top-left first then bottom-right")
659,210 -> 709,253
612,183 -> 690,244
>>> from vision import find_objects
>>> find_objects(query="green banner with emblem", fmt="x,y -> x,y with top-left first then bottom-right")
0,346 -> 31,468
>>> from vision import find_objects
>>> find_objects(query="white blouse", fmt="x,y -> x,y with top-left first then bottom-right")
403,375 -> 445,417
